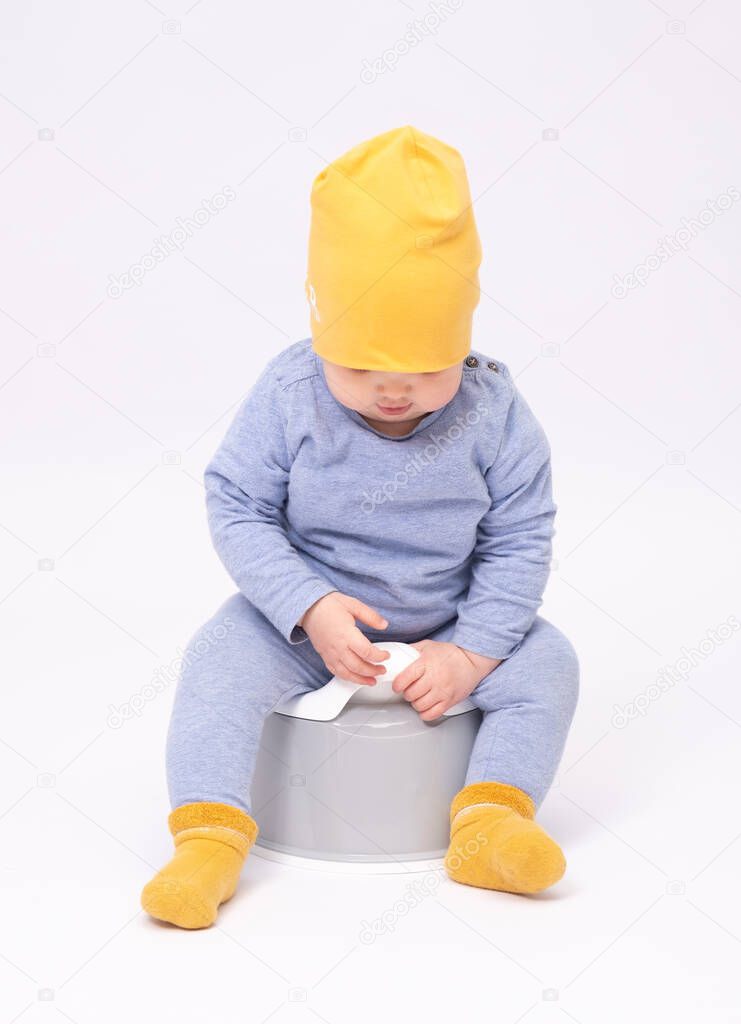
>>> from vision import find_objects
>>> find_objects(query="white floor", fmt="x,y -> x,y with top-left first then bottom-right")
2,0 -> 741,1020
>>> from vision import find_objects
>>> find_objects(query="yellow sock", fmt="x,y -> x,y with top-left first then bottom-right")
141,801 -> 258,929
445,782 -> 566,894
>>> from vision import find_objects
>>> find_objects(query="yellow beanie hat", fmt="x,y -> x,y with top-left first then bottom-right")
305,124 -> 482,373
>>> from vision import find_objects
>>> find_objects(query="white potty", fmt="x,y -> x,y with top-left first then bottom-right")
250,642 -> 482,864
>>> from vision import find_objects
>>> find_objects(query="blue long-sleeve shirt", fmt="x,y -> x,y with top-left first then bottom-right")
203,337 -> 556,661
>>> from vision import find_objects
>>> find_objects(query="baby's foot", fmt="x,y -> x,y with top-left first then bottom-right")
445,782 -> 565,894
141,802 -> 258,929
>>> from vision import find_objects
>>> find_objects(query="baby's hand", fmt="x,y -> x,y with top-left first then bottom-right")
392,640 -> 502,721
300,592 -> 391,685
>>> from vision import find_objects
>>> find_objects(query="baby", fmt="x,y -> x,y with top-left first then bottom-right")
141,125 -> 579,929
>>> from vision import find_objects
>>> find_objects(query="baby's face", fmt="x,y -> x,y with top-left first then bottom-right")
321,358 -> 463,432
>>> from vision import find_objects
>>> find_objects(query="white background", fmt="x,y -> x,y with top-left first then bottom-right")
2,0 -> 740,1021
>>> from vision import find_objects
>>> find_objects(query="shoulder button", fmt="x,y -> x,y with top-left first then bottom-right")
487,361 -> 499,372
464,355 -> 479,368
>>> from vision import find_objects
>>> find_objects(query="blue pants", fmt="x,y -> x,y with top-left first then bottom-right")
166,594 -> 579,815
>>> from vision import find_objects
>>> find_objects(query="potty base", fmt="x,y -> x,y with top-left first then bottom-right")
250,702 -> 482,863
252,844 -> 446,875
255,836 -> 449,864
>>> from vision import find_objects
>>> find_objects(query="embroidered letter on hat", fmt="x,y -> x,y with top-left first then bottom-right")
307,282 -> 321,322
